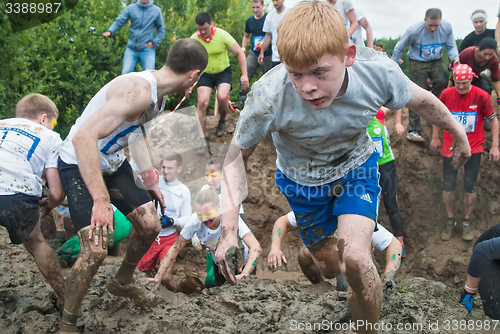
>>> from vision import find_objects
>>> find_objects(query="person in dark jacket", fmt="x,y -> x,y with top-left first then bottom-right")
103,0 -> 165,74
459,224 -> 500,320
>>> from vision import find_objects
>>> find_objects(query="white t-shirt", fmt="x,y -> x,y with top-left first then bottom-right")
181,214 -> 251,265
334,0 -> 355,30
157,178 -> 192,237
350,8 -> 365,47
262,6 -> 290,62
287,211 -> 393,251
59,70 -> 166,174
235,48 -> 412,186
200,184 -> 244,214
0,118 -> 62,197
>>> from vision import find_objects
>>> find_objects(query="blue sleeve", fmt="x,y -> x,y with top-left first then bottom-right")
108,6 -> 131,35
391,29 -> 411,63
152,8 -> 165,47
445,25 -> 459,61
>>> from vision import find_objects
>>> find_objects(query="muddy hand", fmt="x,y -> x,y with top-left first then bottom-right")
450,140 -> 470,170
220,245 -> 244,285
268,248 -> 287,272
89,200 -> 114,248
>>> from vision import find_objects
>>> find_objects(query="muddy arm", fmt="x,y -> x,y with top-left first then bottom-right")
268,214 -> 294,270
154,235 -> 189,281
237,232 -> 262,278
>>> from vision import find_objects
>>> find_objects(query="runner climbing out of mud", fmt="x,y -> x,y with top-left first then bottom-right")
460,224 -> 500,319
55,38 -> 207,333
267,211 -> 402,285
150,188 -> 261,289
0,93 -> 66,308
215,2 -> 471,333
431,64 -> 499,242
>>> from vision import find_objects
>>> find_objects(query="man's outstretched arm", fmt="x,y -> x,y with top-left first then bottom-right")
217,137 -> 254,284
406,81 -> 470,168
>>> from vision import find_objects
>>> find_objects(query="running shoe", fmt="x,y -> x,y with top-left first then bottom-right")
441,219 -> 455,241
406,131 -> 425,142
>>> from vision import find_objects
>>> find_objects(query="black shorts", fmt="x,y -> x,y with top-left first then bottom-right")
443,153 -> 481,193
58,158 -> 152,231
0,193 -> 40,244
198,66 -> 232,89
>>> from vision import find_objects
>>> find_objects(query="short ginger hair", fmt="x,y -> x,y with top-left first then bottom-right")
277,1 -> 348,68
15,93 -> 58,119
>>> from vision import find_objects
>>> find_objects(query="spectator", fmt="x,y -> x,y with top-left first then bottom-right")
191,12 -> 249,153
258,0 -> 290,68
103,0 -> 165,74
392,8 -> 459,143
0,93 -> 65,307
239,0 -> 273,107
328,0 -> 358,39
431,64 -> 499,241
459,9 -> 495,53
350,8 -> 373,48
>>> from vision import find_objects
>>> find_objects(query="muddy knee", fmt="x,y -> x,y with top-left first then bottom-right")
342,253 -> 376,291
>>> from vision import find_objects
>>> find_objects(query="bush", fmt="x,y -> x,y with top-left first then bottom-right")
0,0 -> 252,137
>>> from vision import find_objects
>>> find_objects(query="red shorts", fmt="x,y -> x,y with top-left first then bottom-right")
137,233 -> 178,272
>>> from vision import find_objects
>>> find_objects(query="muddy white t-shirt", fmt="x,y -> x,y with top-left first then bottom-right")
0,118 -> 62,197
181,214 -> 251,265
287,211 -> 393,251
235,48 -> 412,186
59,70 -> 165,174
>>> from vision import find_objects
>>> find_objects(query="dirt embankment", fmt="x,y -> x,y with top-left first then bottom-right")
2,100 -> 500,333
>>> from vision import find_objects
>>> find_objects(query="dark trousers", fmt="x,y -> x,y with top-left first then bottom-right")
379,160 -> 403,237
408,58 -> 448,132
473,76 -> 492,95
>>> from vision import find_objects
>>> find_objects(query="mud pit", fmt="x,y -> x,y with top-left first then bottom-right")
1,103 -> 500,333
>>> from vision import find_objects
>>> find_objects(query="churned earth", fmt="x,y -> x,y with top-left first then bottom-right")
1,101 -> 499,333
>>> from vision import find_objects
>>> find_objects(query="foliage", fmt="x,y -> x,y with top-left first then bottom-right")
0,0 -> 251,137
1,0 -> 465,138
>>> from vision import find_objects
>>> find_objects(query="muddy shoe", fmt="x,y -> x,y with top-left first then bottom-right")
197,138 -> 207,155
106,277 -> 149,309
461,221 -> 474,241
441,219 -> 455,241
216,121 -> 226,137
406,131 -> 425,142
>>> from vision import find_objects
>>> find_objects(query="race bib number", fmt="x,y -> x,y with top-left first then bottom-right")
419,43 -> 444,60
252,35 -> 265,52
372,136 -> 385,158
0,126 -> 40,161
451,111 -> 477,133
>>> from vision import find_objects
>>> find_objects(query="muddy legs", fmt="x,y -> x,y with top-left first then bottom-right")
23,220 -> 65,305
60,227 -> 107,331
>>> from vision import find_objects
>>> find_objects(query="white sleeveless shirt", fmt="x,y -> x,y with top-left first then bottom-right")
59,71 -> 165,174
